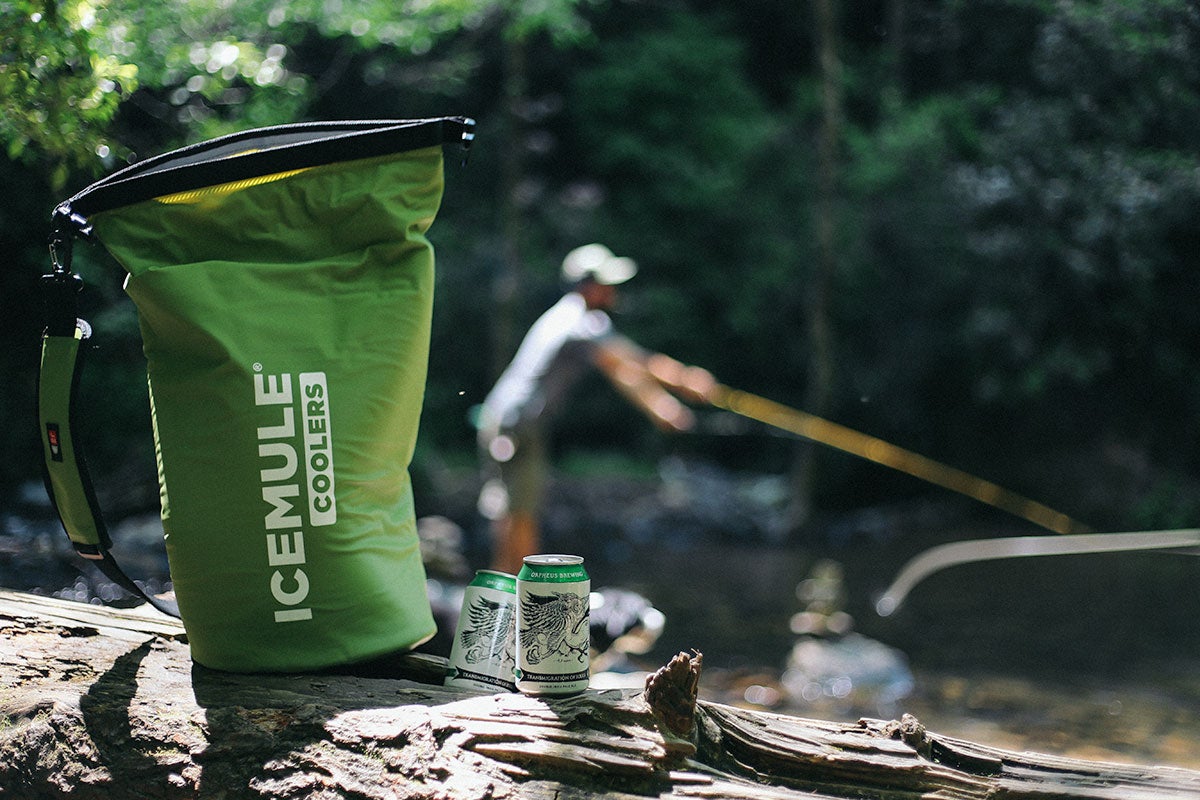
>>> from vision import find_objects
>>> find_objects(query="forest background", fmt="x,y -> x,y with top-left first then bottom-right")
3,0 -> 1200,542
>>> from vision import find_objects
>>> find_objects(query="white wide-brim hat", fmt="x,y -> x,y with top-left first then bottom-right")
561,243 -> 638,285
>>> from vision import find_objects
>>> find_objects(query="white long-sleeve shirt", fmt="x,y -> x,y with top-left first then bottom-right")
477,292 -> 614,439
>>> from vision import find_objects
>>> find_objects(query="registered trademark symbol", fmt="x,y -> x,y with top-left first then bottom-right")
252,362 -> 263,372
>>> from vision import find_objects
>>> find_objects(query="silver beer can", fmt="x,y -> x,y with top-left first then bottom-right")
445,570 -> 518,692
515,554 -> 590,695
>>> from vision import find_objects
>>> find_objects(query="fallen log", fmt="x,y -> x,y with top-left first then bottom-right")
1,589 -> 1198,799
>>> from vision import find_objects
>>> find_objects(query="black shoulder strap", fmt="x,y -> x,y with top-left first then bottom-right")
38,235 -> 180,619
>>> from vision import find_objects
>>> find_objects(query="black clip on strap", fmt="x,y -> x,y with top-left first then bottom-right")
44,210 -> 85,336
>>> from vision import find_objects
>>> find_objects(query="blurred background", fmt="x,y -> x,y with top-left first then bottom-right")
2,0 -> 1199,769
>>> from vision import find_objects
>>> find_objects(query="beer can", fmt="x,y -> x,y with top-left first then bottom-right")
445,570 -> 518,692
515,554 -> 590,695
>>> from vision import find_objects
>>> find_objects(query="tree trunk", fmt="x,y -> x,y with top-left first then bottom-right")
2,589 -> 1198,799
789,0 -> 843,535
492,29 -> 529,380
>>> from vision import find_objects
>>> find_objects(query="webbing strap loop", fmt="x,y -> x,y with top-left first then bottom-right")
37,287 -> 180,618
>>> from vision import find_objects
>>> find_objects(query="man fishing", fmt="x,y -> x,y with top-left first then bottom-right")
475,243 -> 716,573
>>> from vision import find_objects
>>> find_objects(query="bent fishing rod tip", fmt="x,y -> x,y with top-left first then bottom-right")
873,528 -> 1200,618
875,594 -> 901,618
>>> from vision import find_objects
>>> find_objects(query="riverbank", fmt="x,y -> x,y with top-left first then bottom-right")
695,660 -> 1200,770
516,463 -> 1200,770
4,458 -> 1198,770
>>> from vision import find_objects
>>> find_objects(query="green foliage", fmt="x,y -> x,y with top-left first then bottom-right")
566,12 -> 782,382
0,0 -> 137,187
1,0 -> 575,181
571,13 -> 775,221
5,0 -> 1200,527
949,0 -> 1200,442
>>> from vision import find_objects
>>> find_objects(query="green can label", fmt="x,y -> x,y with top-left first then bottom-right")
471,570 -> 518,593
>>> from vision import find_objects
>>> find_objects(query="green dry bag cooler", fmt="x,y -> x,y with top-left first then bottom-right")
39,117 -> 475,672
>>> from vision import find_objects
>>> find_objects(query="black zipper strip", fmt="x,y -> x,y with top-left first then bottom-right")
57,116 -> 474,227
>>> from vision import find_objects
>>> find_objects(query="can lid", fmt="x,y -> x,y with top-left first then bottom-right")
522,554 -> 584,566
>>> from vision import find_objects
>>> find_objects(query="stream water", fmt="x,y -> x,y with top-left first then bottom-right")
588,536 -> 1200,771
532,472 -> 1200,772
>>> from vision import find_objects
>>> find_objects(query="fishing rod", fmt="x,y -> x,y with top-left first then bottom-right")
707,384 -> 1089,535
873,528 -> 1200,617
703,384 -> 1200,618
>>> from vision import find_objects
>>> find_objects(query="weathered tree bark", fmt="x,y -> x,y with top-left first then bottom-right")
2,589 -> 1198,799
